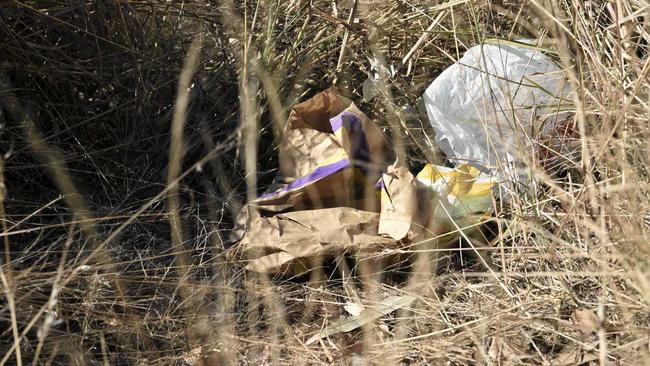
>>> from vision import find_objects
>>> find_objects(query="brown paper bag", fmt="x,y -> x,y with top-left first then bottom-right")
251,88 -> 388,212
240,207 -> 399,274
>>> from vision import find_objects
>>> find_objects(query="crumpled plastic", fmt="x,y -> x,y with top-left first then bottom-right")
362,55 -> 395,102
422,40 -> 572,173
415,163 -> 496,236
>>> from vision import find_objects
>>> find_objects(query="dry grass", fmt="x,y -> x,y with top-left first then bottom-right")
0,0 -> 649,365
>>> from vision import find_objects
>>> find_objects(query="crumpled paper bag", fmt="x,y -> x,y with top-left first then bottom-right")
240,207 -> 399,274
251,88 -> 388,212
377,165 -> 430,241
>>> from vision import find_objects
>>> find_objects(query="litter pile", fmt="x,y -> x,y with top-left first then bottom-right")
236,41 -> 572,276
238,88 -> 496,275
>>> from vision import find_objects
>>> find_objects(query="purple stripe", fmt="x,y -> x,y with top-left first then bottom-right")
257,159 -> 352,199
333,112 -> 372,166
330,111 -> 360,132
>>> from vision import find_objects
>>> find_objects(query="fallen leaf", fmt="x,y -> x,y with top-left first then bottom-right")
573,309 -> 599,334
487,336 -> 524,366
344,302 -> 364,317
181,346 -> 202,366
306,295 -> 415,345
551,345 -> 599,366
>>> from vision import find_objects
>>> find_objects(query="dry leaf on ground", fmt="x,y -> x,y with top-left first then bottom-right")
305,295 -> 416,345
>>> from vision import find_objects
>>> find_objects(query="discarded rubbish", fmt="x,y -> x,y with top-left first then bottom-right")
362,55 -> 395,102
251,88 -> 388,212
236,84 -> 503,274
240,207 -> 398,274
377,163 -> 495,241
237,42 -> 561,274
422,40 -> 572,173
415,163 -> 496,235
241,162 -> 495,274
234,41 -> 577,350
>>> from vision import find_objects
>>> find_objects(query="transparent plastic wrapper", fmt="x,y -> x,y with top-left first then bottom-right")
362,55 -> 395,102
422,41 -> 572,175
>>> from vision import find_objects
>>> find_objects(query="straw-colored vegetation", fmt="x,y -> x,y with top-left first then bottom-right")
1,0 -> 649,365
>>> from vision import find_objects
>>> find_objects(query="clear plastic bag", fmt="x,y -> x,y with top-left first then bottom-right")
422,41 -> 572,174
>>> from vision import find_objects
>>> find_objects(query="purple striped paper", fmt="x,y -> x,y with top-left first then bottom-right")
257,159 -> 352,200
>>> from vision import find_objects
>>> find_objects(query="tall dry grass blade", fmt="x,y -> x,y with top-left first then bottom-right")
0,159 -> 21,366
167,34 -> 204,304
